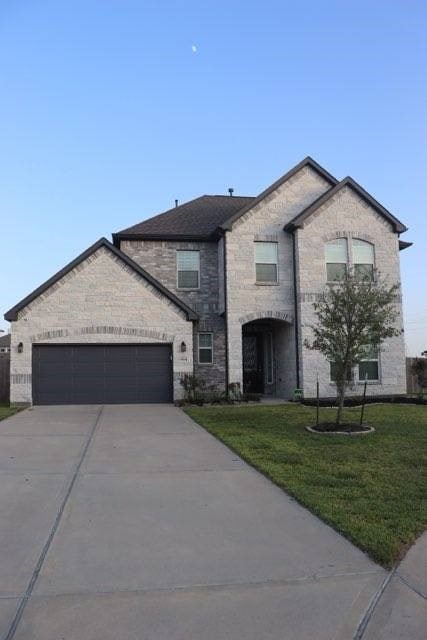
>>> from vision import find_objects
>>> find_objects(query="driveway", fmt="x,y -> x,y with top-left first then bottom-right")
0,405 -> 388,639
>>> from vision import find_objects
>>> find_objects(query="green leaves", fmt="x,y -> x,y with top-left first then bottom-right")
305,270 -> 401,420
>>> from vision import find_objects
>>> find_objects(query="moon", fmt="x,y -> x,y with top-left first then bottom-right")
191,45 -> 197,53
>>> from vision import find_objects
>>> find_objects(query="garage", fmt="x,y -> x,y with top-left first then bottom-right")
32,344 -> 173,405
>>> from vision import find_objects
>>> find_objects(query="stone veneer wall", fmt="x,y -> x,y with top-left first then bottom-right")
10,247 -> 194,404
120,240 -> 226,391
295,185 -> 407,397
225,165 -> 333,397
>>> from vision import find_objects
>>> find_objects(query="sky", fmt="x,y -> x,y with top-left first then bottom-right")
0,0 -> 426,355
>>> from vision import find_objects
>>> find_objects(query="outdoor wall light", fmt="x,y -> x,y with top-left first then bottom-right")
180,341 -> 187,353
17,342 -> 24,353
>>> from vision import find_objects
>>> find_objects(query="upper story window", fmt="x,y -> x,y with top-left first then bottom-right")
325,239 -> 348,282
177,250 -> 200,289
353,239 -> 375,281
255,242 -> 278,284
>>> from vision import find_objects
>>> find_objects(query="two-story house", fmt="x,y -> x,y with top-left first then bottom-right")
5,157 -> 410,405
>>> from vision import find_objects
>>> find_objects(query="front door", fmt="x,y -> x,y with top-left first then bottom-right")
242,334 -> 264,393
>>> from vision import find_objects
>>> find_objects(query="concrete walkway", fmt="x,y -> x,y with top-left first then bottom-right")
0,404 -> 404,639
360,532 -> 427,639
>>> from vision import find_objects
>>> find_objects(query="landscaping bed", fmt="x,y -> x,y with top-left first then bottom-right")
306,422 -> 374,434
185,403 -> 427,567
301,394 -> 427,407
0,404 -> 21,422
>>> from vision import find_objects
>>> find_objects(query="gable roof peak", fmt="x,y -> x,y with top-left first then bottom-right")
4,237 -> 198,322
220,156 -> 338,231
284,175 -> 407,234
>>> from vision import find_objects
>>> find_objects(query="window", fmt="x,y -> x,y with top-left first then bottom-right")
325,239 -> 348,281
198,333 -> 213,364
255,242 -> 278,283
177,251 -> 200,289
330,361 -> 352,383
353,239 -> 375,281
358,346 -> 379,381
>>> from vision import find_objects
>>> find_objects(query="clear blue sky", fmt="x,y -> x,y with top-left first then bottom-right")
1,1 -> 426,355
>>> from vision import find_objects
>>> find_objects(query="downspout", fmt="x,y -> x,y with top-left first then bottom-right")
292,232 -> 300,389
223,231 -> 229,392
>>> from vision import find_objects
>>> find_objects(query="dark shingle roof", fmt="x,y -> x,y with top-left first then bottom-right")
113,195 -> 255,242
112,157 -> 338,242
0,334 -> 10,347
113,157 -> 408,242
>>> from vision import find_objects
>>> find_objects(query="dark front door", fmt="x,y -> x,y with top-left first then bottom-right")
32,344 -> 173,405
242,334 -> 264,393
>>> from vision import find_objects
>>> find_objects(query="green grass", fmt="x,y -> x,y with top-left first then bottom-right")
0,404 -> 20,421
185,403 -> 427,568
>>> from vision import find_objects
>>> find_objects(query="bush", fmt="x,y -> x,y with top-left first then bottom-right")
242,393 -> 261,402
180,374 -> 205,403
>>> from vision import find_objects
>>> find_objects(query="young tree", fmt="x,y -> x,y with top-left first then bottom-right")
305,272 -> 401,426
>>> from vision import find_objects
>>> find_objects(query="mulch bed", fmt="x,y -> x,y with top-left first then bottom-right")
306,422 -> 374,435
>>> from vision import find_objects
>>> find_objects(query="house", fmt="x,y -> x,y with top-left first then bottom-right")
4,157 -> 410,406
0,334 -> 10,355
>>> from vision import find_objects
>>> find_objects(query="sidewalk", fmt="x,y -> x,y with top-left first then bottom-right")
360,531 -> 427,639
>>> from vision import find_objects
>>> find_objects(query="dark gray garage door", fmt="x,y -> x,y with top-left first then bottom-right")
32,344 -> 173,405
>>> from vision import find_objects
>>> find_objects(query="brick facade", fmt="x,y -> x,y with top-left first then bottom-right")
7,161 -> 408,404
120,240 -> 227,392
9,247 -> 194,404
225,166 -> 332,396
295,186 -> 406,397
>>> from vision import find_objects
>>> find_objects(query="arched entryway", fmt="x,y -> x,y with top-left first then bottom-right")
241,317 -> 295,398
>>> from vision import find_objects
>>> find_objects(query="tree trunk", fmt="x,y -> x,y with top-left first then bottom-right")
336,383 -> 346,426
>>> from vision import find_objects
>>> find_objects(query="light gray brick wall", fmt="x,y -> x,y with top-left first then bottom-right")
120,240 -> 226,391
225,165 -> 332,397
296,185 -> 407,397
10,247 -> 194,404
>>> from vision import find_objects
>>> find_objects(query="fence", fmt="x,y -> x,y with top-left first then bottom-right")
406,357 -> 427,395
0,354 -> 10,403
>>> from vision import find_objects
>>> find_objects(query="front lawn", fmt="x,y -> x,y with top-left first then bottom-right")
0,404 -> 20,421
185,403 -> 427,568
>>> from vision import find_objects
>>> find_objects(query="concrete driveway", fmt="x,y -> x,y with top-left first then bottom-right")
0,405 -> 388,639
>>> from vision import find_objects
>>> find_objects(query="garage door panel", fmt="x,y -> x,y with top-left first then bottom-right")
104,363 -> 137,376
73,377 -> 105,390
104,346 -> 136,360
73,348 -> 106,363
34,346 -> 73,362
33,345 -> 173,405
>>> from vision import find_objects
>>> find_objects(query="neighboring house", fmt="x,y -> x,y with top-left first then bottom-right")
0,334 -> 10,354
4,157 -> 411,406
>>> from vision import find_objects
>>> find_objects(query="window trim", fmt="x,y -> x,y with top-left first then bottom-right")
352,238 -> 376,282
198,332 -> 213,365
176,250 -> 200,290
358,347 -> 380,382
325,237 -> 377,284
254,241 -> 279,284
325,238 -> 348,283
